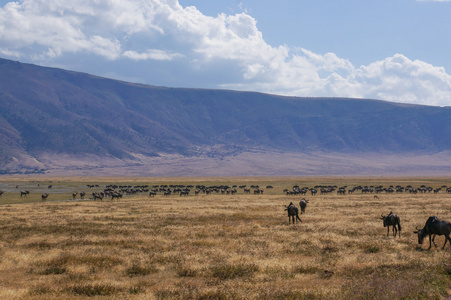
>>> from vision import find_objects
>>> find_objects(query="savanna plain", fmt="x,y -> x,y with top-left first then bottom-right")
0,176 -> 450,299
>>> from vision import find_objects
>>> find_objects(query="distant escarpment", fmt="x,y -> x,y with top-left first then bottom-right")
0,58 -> 450,175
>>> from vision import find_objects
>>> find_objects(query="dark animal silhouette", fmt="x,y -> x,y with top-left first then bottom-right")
41,193 -> 49,201
299,199 -> 309,214
80,192 -> 85,199
0,191 -> 3,197
72,192 -> 78,199
414,216 -> 451,249
380,211 -> 402,238
284,202 -> 302,224
20,190 -> 29,197
111,192 -> 122,201
92,192 -> 103,201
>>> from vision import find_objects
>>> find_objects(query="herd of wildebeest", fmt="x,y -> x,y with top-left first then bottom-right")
1,182 -> 450,250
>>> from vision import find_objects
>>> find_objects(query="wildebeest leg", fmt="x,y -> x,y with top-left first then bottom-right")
442,234 -> 451,249
296,214 -> 302,223
387,226 -> 390,237
432,234 -> 438,248
428,234 -> 433,249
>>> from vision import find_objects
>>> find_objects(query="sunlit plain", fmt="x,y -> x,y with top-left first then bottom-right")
0,177 -> 450,299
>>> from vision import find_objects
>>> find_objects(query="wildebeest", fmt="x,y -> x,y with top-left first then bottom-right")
414,216 -> 451,249
284,202 -> 302,224
20,190 -> 30,197
180,189 -> 190,196
111,192 -> 122,201
0,191 -> 3,197
299,198 -> 309,214
41,193 -> 49,201
380,211 -> 401,238
92,192 -> 103,201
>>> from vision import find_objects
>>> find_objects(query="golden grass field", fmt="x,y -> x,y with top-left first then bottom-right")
0,176 -> 450,299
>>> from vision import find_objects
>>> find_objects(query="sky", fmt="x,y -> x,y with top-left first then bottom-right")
1,0 -> 451,106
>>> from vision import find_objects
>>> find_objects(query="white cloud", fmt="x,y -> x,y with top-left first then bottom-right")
0,0 -> 451,106
123,49 -> 183,61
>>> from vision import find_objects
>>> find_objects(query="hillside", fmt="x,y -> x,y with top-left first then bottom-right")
1,58 -> 451,176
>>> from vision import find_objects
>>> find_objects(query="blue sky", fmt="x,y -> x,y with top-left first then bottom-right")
1,0 -> 451,106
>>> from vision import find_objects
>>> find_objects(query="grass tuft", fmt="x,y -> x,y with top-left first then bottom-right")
125,263 -> 157,277
41,266 -> 67,275
177,266 -> 199,277
363,243 -> 380,253
211,262 -> 259,279
68,283 -> 121,296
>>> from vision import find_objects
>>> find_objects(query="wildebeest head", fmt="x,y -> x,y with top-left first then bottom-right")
380,212 -> 393,227
413,226 -> 427,244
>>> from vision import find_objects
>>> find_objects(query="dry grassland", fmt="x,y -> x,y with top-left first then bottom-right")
0,177 -> 450,299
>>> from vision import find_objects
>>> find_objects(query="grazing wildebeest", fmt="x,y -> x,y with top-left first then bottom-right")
72,192 -> 78,200
20,190 -> 30,197
80,192 -> 85,199
92,192 -> 103,201
0,191 -> 3,197
180,189 -> 189,196
41,193 -> 49,201
414,216 -> 451,249
380,211 -> 401,238
299,198 -> 309,214
149,191 -> 157,197
284,202 -> 302,224
111,192 -> 122,201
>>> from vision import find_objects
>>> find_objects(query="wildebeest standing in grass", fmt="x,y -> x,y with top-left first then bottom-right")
299,198 -> 309,214
414,216 -> 451,249
380,211 -> 402,238
41,193 -> 49,201
285,202 -> 302,224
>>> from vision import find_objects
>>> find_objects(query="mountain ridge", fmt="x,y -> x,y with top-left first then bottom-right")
1,58 -> 450,175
